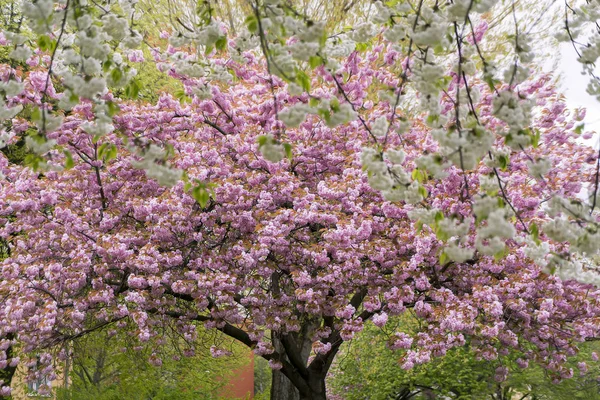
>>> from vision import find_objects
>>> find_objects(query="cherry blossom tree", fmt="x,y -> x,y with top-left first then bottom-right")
1,39 -> 600,399
2,0 -> 600,399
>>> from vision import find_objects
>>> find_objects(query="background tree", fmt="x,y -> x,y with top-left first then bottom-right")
56,327 -> 250,400
330,316 -> 600,399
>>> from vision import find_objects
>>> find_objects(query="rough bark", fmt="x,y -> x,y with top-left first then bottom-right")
271,368 -> 300,400
302,372 -> 327,400
270,329 -> 313,400
271,369 -> 328,400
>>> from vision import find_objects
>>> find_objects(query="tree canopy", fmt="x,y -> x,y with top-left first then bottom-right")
1,0 -> 600,399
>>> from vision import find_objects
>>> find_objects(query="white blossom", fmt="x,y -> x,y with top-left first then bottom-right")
527,158 -> 552,178
372,116 -> 389,137
0,98 -> 22,121
259,135 -> 286,163
131,144 -> 183,187
415,154 -> 450,179
26,136 -> 57,155
385,149 -> 405,165
0,81 -> 24,97
9,46 -> 32,61
349,23 -> 376,43
407,208 -> 441,224
473,195 -> 499,220
444,244 -> 475,263
0,130 -> 15,149
22,0 -> 54,33
279,104 -> 313,128
102,14 -> 128,41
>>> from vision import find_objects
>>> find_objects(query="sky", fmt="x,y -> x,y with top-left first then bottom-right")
558,42 -> 600,139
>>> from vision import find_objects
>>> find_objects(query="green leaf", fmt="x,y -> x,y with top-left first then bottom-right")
106,101 -> 120,117
435,227 -> 449,242
125,81 -> 140,99
105,144 -> 117,162
330,97 -> 340,111
296,70 -> 311,93
103,60 -> 112,73
196,0 -> 213,24
498,154 -> 508,170
111,68 -> 123,83
215,36 -> 227,51
97,143 -> 117,162
92,134 -> 103,144
174,88 -> 191,104
531,128 -> 541,148
257,135 -> 269,147
356,42 -> 369,52
426,114 -> 439,125
411,168 -> 427,183
164,143 -> 175,158
64,150 -> 74,169
309,56 -> 323,69
283,143 -> 293,160
37,35 -> 52,51
575,123 -> 585,135
192,186 -> 210,208
433,44 -> 445,55
415,220 -> 423,234
174,88 -> 186,100
530,222 -> 541,245
439,251 -> 449,266
245,15 -> 258,33
24,154 -> 44,171
97,143 -> 109,159
318,109 -> 331,124
483,74 -> 497,91
31,107 -> 41,122
494,247 -> 508,261
434,211 -> 444,223
181,171 -> 190,183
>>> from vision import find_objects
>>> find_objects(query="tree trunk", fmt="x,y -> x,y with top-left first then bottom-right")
302,373 -> 327,400
271,370 -> 328,400
271,368 -> 300,400
270,327 -> 321,400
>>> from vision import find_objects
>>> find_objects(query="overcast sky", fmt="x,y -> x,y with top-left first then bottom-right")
558,42 -> 600,138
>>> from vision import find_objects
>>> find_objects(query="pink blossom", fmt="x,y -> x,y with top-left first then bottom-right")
128,50 -> 145,63
372,312 -> 388,328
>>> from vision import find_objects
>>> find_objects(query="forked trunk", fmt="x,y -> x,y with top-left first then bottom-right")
270,326 -> 327,400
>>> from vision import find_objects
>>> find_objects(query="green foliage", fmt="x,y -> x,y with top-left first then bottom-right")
1,136 -> 30,165
330,317 -> 600,400
330,321 -> 491,399
510,343 -> 600,400
56,328 -> 251,400
253,356 -> 271,400
132,56 -> 185,103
